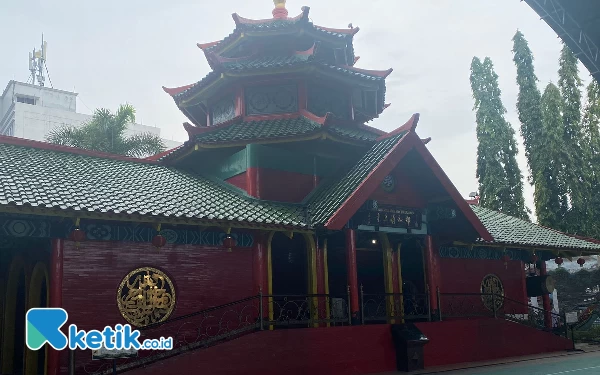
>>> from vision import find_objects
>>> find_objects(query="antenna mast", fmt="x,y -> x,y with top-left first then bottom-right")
29,35 -> 47,86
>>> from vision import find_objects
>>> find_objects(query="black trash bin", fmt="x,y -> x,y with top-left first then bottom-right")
391,323 -> 429,372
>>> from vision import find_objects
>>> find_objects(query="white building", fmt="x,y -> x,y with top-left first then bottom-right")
0,81 -> 181,149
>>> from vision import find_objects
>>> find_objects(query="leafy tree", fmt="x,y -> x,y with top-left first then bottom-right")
512,31 -> 544,179
470,57 -> 528,219
537,83 -> 569,229
46,104 -> 165,158
581,81 -> 600,237
558,44 -> 587,232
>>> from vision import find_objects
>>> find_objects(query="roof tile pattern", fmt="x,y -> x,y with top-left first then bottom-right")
471,205 -> 600,250
196,117 -> 322,143
0,143 -> 306,226
308,131 -> 408,225
328,125 -> 380,142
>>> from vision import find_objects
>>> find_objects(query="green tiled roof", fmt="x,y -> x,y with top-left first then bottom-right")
307,131 -> 408,225
173,60 -> 384,103
329,125 -> 380,142
222,54 -> 312,71
196,117 -> 322,143
471,205 -> 600,250
0,143 -> 306,227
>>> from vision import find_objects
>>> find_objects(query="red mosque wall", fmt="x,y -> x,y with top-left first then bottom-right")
125,325 -> 397,375
415,319 -> 572,367
370,169 -> 426,208
438,257 -> 528,303
58,240 -> 254,373
225,172 -> 247,191
247,167 -> 316,202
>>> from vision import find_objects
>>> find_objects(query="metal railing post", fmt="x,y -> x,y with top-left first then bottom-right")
492,293 -> 497,319
347,285 -> 352,325
360,284 -> 365,325
426,285 -> 431,322
436,287 -> 442,321
259,289 -> 264,331
562,312 -> 568,339
69,349 -> 75,375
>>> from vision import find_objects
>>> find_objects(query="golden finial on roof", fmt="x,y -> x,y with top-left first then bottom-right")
272,0 -> 288,18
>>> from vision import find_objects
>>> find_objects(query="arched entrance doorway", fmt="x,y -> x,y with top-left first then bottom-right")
2,256 -> 28,375
268,232 -> 311,326
25,262 -> 49,375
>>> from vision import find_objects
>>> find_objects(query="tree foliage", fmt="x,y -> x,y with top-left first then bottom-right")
551,267 -> 600,313
470,57 -> 528,219
581,81 -> 600,238
537,83 -> 569,229
46,104 -> 165,158
512,31 -> 544,179
558,44 -> 588,232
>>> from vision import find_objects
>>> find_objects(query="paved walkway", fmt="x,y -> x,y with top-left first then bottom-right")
376,345 -> 600,374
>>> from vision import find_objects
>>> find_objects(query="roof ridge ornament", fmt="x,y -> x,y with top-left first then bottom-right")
273,0 -> 288,19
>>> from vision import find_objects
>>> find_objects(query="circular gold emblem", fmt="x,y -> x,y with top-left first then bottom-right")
117,267 -> 176,327
480,274 -> 504,311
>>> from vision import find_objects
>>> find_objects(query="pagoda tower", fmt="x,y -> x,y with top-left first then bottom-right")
160,0 -> 396,203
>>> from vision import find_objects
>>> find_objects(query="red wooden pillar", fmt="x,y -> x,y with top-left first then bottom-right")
539,261 -> 553,329
423,235 -> 440,312
252,232 -> 268,320
345,228 -> 359,323
315,236 -> 327,325
47,238 -> 64,375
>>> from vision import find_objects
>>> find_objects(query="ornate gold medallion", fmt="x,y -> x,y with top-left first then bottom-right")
117,267 -> 176,327
480,274 -> 504,311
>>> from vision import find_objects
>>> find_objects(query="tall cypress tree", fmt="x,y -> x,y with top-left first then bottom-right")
581,81 -> 600,237
512,31 -> 544,179
538,83 -> 569,229
470,57 -> 528,219
558,43 -> 586,231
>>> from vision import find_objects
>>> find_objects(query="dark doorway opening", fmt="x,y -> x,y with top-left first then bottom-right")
400,237 -> 425,295
325,232 -> 346,297
13,269 -> 26,375
36,278 -> 48,374
271,233 -> 308,327
357,249 -> 385,295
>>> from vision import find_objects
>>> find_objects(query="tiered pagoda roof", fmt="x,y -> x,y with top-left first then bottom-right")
161,0 -> 393,155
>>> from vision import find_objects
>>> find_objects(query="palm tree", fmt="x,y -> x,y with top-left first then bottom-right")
46,104 -> 166,158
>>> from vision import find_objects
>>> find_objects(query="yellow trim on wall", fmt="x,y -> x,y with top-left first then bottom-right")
2,256 -> 29,375
304,234 -> 319,327
397,243 -> 405,324
379,233 -> 394,323
323,238 -> 330,326
25,262 -> 49,375
267,231 -> 275,330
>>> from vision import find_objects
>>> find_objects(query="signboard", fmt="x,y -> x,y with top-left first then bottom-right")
355,204 -> 422,230
92,347 -> 138,360
565,312 -> 578,324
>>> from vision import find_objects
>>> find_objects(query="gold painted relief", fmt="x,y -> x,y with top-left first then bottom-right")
480,274 -> 504,311
117,267 -> 176,327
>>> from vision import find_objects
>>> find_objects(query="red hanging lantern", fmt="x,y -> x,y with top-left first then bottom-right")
222,235 -> 236,252
578,257 -> 586,267
555,257 -> 564,266
70,228 -> 86,243
152,234 -> 167,249
530,254 -> 538,263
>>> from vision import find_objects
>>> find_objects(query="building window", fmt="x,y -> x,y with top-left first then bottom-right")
245,84 -> 298,116
16,96 -> 36,105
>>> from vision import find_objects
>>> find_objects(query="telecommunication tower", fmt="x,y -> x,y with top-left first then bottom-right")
29,35 -> 48,87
